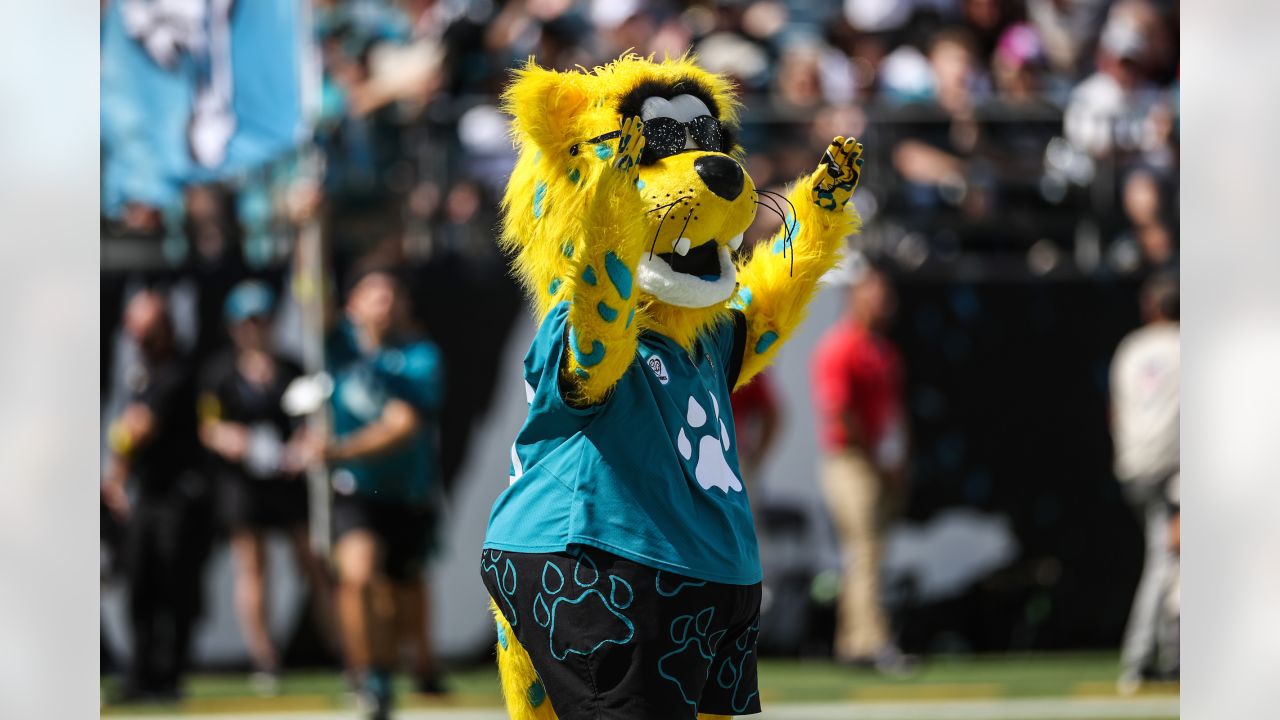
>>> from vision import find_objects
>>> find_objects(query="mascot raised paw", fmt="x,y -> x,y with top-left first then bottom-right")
480,54 -> 864,720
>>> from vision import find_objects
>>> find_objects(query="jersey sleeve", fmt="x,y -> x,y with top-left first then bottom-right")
376,340 -> 446,416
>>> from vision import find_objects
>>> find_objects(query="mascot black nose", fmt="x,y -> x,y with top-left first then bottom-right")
694,155 -> 744,201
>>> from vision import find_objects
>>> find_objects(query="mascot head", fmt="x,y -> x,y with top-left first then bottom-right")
500,54 -> 759,347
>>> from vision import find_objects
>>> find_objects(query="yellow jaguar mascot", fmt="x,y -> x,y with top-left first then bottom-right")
480,54 -> 864,720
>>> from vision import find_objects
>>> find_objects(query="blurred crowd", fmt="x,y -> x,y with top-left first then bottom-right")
295,0 -> 1177,275
100,0 -> 1180,710
103,0 -> 1179,275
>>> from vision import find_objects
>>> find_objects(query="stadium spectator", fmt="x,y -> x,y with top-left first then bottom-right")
299,265 -> 447,715
314,11 -> 416,283
962,0 -> 1018,63
991,23 -> 1052,105
891,29 -> 995,222
1119,168 -> 1177,268
197,281 -> 333,695
1025,0 -> 1111,78
1063,0 -> 1167,159
184,184 -> 249,367
1110,272 -> 1179,693
102,289 -> 210,702
811,265 -> 912,674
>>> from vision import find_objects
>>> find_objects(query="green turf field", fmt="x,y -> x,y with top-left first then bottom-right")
102,652 -> 1179,718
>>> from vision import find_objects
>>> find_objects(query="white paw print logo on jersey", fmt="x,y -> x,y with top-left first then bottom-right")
676,393 -> 742,493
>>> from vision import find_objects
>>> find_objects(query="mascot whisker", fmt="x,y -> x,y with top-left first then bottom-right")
480,54 -> 865,720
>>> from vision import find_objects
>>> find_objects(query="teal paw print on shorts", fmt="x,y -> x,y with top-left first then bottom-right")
658,606 -> 727,708
655,570 -> 707,598
675,392 -> 743,493
482,549 -> 519,627
714,617 -> 760,714
532,553 -> 635,661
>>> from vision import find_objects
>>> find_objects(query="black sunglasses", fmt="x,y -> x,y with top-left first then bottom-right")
574,115 -> 726,163
641,115 -> 726,160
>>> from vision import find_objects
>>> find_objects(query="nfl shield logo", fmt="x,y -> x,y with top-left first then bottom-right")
647,356 -> 670,384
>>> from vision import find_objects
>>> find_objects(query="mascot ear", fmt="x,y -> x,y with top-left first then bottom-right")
504,63 -> 590,156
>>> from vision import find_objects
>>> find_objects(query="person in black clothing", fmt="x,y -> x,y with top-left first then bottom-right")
102,289 -> 209,702
197,280 -> 332,694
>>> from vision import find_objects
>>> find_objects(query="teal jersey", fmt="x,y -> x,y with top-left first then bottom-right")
326,321 -> 444,506
483,302 -> 761,585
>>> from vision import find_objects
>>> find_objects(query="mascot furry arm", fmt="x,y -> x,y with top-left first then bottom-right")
732,135 -> 863,387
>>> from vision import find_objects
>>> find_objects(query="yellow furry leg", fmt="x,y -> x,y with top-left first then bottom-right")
698,715 -> 734,720
492,602 -> 558,720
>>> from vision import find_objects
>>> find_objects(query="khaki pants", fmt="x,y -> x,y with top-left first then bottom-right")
821,450 -> 891,660
1120,474 -> 1177,678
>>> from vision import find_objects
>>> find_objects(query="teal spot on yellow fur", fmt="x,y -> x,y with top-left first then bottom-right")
549,277 -> 562,295
528,680 -> 546,708
496,621 -> 508,650
597,301 -> 618,322
755,330 -> 779,355
533,150 -> 542,163
582,265 -> 598,286
603,252 -> 632,300
568,167 -> 581,184
635,178 -> 645,189
533,181 -> 548,219
731,286 -> 754,310
575,367 -> 590,379
562,240 -> 574,258
594,143 -> 614,160
774,214 -> 802,253
569,326 -> 605,367
626,307 -> 635,328
816,189 -> 838,210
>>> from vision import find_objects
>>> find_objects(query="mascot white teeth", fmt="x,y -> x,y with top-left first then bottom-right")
480,53 -> 865,720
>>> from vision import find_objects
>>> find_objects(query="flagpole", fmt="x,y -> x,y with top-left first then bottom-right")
294,0 -> 329,559
294,150 -> 331,558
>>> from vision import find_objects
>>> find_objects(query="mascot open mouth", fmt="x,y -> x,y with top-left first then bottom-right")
659,237 -> 721,279
637,236 -> 741,308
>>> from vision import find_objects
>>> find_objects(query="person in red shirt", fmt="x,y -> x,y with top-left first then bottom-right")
811,264 -> 912,673
731,370 -> 783,525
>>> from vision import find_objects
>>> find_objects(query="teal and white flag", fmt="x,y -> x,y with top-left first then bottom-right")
101,0 -> 316,215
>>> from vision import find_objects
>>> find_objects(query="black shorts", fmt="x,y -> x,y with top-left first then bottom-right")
333,494 -> 432,582
480,546 -> 762,719
221,476 -> 308,533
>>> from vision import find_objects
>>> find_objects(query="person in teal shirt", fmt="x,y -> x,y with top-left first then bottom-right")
312,266 -> 448,712
326,315 -> 441,508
